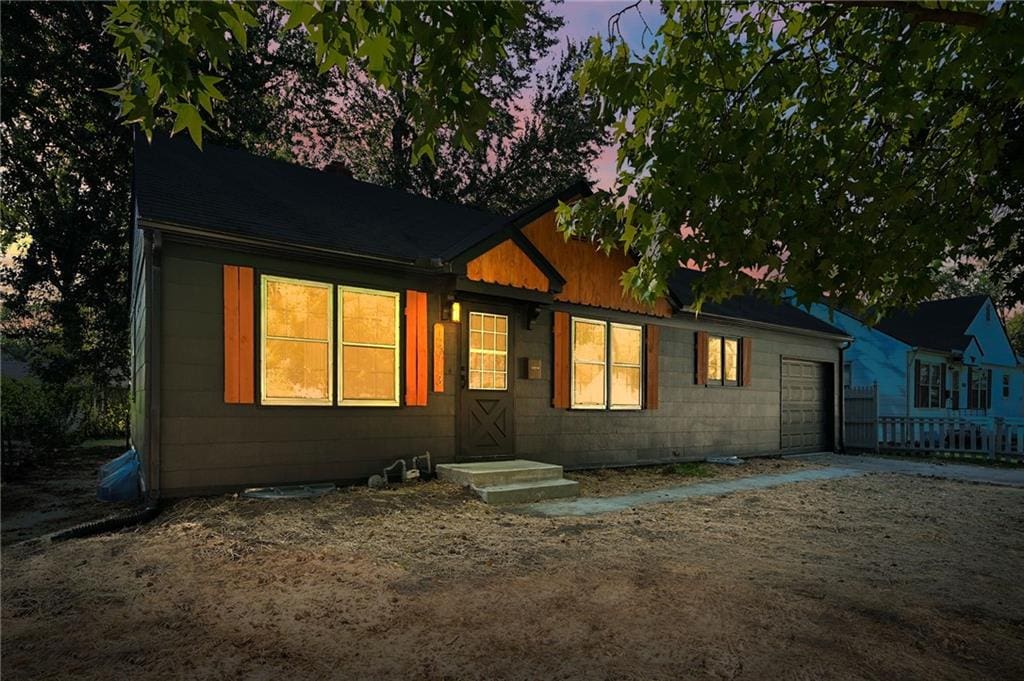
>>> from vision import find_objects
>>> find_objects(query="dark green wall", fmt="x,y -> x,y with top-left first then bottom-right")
155,236 -> 843,495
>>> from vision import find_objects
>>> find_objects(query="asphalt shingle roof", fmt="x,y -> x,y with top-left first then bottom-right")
134,133 -> 507,263
873,295 -> 988,351
667,268 -> 847,337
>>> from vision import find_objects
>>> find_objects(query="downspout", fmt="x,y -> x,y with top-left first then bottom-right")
147,230 -> 163,499
839,340 -> 851,453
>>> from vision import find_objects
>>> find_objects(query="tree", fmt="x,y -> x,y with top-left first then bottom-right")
314,39 -> 607,214
1,2 -> 132,391
103,0 -> 532,162
1006,313 -> 1024,358
0,2 -> 353,439
930,264 -> 1005,306
558,1 -> 1023,317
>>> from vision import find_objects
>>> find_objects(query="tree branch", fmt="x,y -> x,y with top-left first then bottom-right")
824,1 -> 989,29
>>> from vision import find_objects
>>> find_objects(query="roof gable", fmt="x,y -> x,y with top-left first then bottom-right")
465,238 -> 551,293
873,295 -> 988,352
522,211 -> 673,318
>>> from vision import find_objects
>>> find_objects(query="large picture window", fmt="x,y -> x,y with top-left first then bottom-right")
338,287 -> 400,405
261,276 -> 333,405
705,334 -> 740,386
570,318 -> 643,410
468,311 -> 508,390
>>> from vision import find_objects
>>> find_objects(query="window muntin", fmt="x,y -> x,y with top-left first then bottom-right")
468,312 -> 508,390
610,323 -> 643,409
705,334 -> 740,386
338,287 -> 400,405
571,317 -> 608,408
261,276 -> 333,405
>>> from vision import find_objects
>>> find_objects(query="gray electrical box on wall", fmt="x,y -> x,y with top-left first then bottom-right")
522,357 -> 543,380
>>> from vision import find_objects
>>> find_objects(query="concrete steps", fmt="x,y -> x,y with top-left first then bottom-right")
436,460 -> 579,505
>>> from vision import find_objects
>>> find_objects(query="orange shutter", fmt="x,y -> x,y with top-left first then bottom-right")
552,311 -> 570,408
644,325 -> 660,409
433,322 -> 445,393
404,290 -> 429,406
695,331 -> 708,385
741,337 -> 753,387
223,265 -> 254,404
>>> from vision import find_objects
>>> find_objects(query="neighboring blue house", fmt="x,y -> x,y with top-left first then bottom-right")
802,295 -> 1023,423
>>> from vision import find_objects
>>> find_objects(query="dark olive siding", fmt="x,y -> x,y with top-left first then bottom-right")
514,306 -> 841,468
154,238 -> 842,495
156,239 -> 458,496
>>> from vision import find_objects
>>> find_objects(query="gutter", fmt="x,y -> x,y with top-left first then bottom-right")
681,309 -> 854,343
139,218 -> 444,273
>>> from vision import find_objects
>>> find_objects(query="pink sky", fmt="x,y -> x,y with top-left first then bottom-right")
546,1 -> 664,189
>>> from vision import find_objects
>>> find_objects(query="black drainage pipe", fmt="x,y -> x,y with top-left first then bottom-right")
50,504 -> 161,543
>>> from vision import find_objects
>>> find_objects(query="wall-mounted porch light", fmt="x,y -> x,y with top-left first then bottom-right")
443,297 -> 461,322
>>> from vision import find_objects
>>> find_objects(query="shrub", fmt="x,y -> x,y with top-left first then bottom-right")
1,376 -> 83,452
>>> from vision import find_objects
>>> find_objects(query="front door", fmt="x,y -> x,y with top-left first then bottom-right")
458,306 -> 515,460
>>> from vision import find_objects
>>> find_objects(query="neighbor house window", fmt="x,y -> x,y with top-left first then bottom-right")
842,362 -> 852,389
468,311 -> 508,390
916,362 -> 942,409
950,369 -> 961,410
570,318 -> 643,410
705,334 -> 740,386
968,369 -> 990,410
261,275 -> 333,405
338,286 -> 400,405
571,317 -> 607,408
1003,374 -> 1010,399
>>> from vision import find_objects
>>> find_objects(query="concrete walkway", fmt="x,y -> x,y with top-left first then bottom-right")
523,454 -> 1024,517
817,453 -> 1024,487
523,466 -> 865,517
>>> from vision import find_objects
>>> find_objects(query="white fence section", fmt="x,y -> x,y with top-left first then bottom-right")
843,386 -> 1024,459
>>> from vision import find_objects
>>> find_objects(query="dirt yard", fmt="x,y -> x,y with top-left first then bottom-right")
3,457 -> 1023,680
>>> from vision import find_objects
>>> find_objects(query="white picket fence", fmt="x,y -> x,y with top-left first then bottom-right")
843,385 -> 1024,459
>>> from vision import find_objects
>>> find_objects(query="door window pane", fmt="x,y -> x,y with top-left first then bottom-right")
338,287 -> 399,404
468,312 -> 508,390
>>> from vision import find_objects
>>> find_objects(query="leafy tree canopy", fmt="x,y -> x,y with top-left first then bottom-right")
560,1 -> 1023,318
104,0 -> 530,163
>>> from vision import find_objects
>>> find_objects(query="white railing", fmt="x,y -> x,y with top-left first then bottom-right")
876,416 -> 1023,458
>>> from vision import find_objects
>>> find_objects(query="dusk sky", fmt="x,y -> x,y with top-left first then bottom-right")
546,0 -> 665,188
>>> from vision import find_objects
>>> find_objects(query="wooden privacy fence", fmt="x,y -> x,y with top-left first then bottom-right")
843,385 -> 1024,459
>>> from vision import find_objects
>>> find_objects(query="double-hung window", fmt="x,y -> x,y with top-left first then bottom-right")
968,369 -> 990,410
259,275 -> 400,406
261,276 -> 333,405
338,287 -> 400,406
705,334 -> 740,386
570,317 -> 642,410
916,362 -> 943,409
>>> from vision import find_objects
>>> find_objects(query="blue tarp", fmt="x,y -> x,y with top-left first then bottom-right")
97,449 -> 141,502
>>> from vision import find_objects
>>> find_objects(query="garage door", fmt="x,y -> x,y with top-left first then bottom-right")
781,359 -> 831,453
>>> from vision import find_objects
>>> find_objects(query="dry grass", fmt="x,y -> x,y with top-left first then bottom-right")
3,463 -> 1024,680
